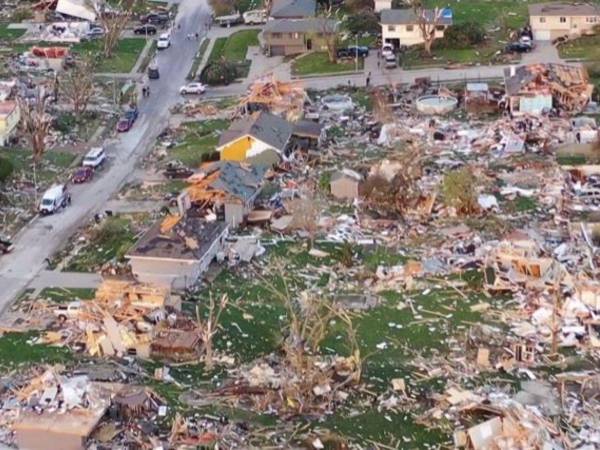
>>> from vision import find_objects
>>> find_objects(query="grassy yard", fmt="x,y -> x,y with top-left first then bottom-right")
0,332 -> 73,372
402,44 -> 509,69
187,37 -> 210,80
169,119 -> 230,168
73,38 -> 147,73
559,34 -> 600,61
65,216 -> 137,272
0,24 -> 25,41
222,29 -> 260,61
292,52 -> 364,76
37,287 -> 96,303
0,148 -> 76,185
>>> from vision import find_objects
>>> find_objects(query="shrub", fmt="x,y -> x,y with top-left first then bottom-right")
0,156 -> 13,183
201,59 -> 238,86
12,7 -> 33,22
442,168 -> 477,214
438,22 -> 485,49
345,10 -> 379,36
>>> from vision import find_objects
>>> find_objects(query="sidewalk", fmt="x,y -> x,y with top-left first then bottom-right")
30,270 -> 103,295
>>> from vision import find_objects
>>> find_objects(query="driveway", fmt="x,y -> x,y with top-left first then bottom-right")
521,40 -> 562,64
0,0 -> 213,310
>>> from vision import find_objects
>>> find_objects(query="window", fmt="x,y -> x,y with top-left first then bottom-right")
388,25 -> 395,31
586,16 -> 597,23
272,32 -> 282,38
539,17 -> 546,23
405,24 -> 414,31
293,32 -> 300,39
559,16 -> 566,23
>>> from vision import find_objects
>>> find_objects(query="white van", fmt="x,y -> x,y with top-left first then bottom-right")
39,184 -> 71,215
382,43 -> 394,58
82,146 -> 106,169
243,9 -> 266,24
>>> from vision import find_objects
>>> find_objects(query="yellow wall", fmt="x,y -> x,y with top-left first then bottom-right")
220,135 -> 253,161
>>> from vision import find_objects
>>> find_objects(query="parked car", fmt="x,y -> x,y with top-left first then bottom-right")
242,9 -> 266,24
215,12 -> 243,27
157,32 -> 171,49
0,236 -> 13,254
148,64 -> 160,79
72,166 -> 94,184
347,45 -> 369,57
82,146 -> 106,169
39,184 -> 71,215
116,107 -> 139,132
141,13 -> 169,25
179,82 -> 206,95
384,54 -> 397,69
381,43 -> 394,57
54,301 -> 82,321
134,24 -> 157,35
164,163 -> 193,179
505,42 -> 532,53
84,27 -> 105,40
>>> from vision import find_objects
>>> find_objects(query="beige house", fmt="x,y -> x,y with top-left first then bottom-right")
374,0 -> 391,13
381,8 -> 452,48
262,18 -> 337,56
330,169 -> 362,200
529,2 -> 600,41
0,101 -> 20,146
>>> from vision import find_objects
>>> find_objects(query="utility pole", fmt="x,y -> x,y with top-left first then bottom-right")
355,34 -> 358,72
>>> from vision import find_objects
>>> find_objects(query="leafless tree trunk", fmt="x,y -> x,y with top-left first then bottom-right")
196,294 -> 229,371
17,89 -> 53,191
93,0 -> 133,59
60,58 -> 96,114
320,7 -> 339,63
286,187 -> 322,248
408,1 -> 443,57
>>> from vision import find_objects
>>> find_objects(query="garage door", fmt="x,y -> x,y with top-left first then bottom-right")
534,29 -> 551,41
270,45 -> 286,56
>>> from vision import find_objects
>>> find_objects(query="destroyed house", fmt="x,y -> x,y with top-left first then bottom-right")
330,169 -> 363,200
126,215 -> 229,289
151,329 -> 202,360
270,0 -> 316,18
503,63 -> 593,115
187,161 -> 268,227
217,111 -> 294,165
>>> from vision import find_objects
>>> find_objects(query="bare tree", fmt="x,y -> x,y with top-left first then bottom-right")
319,8 -> 339,63
17,89 -> 53,191
93,0 -> 133,58
196,294 -> 229,371
285,188 -> 322,248
60,58 -> 96,114
408,0 -> 443,57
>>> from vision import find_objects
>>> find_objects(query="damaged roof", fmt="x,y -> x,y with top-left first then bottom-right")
380,8 -> 453,25
504,63 -> 590,96
218,111 -> 293,152
202,161 -> 267,201
270,0 -> 316,18
126,217 -> 228,261
528,2 -> 600,16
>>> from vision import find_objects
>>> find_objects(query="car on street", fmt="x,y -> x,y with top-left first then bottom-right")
384,54 -> 397,69
72,166 -> 94,184
505,42 -> 532,53
134,24 -> 157,35
179,82 -> 206,95
82,146 -> 106,169
243,9 -> 266,24
141,13 -> 169,26
157,32 -> 171,49
0,236 -> 13,254
148,64 -> 159,79
116,107 -> 139,132
39,184 -> 71,215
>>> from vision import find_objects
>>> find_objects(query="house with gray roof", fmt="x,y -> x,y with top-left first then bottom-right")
528,2 -> 600,41
380,8 -> 452,48
270,0 -> 316,19
262,18 -> 338,56
217,111 -> 294,165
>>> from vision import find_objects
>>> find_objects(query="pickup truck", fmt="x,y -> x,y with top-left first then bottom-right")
54,301 -> 82,321
214,12 -> 242,27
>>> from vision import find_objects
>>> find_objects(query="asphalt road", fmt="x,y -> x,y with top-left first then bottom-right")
0,0 -> 211,310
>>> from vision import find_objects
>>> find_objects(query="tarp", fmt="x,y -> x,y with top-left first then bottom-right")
55,0 -> 96,21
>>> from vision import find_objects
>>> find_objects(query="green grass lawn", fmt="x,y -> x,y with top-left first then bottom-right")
187,37 -> 210,80
169,119 -> 230,168
292,52 -> 364,76
207,37 -> 227,63
222,29 -> 260,61
65,216 -> 137,272
0,24 -> 25,41
73,38 -> 147,73
559,34 -> 600,61
402,44 -> 508,69
37,287 -> 96,303
0,332 -> 73,373
0,148 -> 75,185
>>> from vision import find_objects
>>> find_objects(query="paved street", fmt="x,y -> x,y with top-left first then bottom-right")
0,0 -> 212,310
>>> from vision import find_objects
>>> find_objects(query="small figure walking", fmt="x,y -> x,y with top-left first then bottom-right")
195,32 -> 199,40
366,76 -> 370,87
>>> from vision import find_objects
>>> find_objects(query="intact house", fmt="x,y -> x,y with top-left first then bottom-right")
126,215 -> 229,290
0,100 -> 20,146
528,2 -> 600,41
270,0 -> 316,19
380,8 -> 452,49
217,111 -> 294,165
330,169 -> 363,200
185,161 -> 268,228
262,18 -> 338,56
